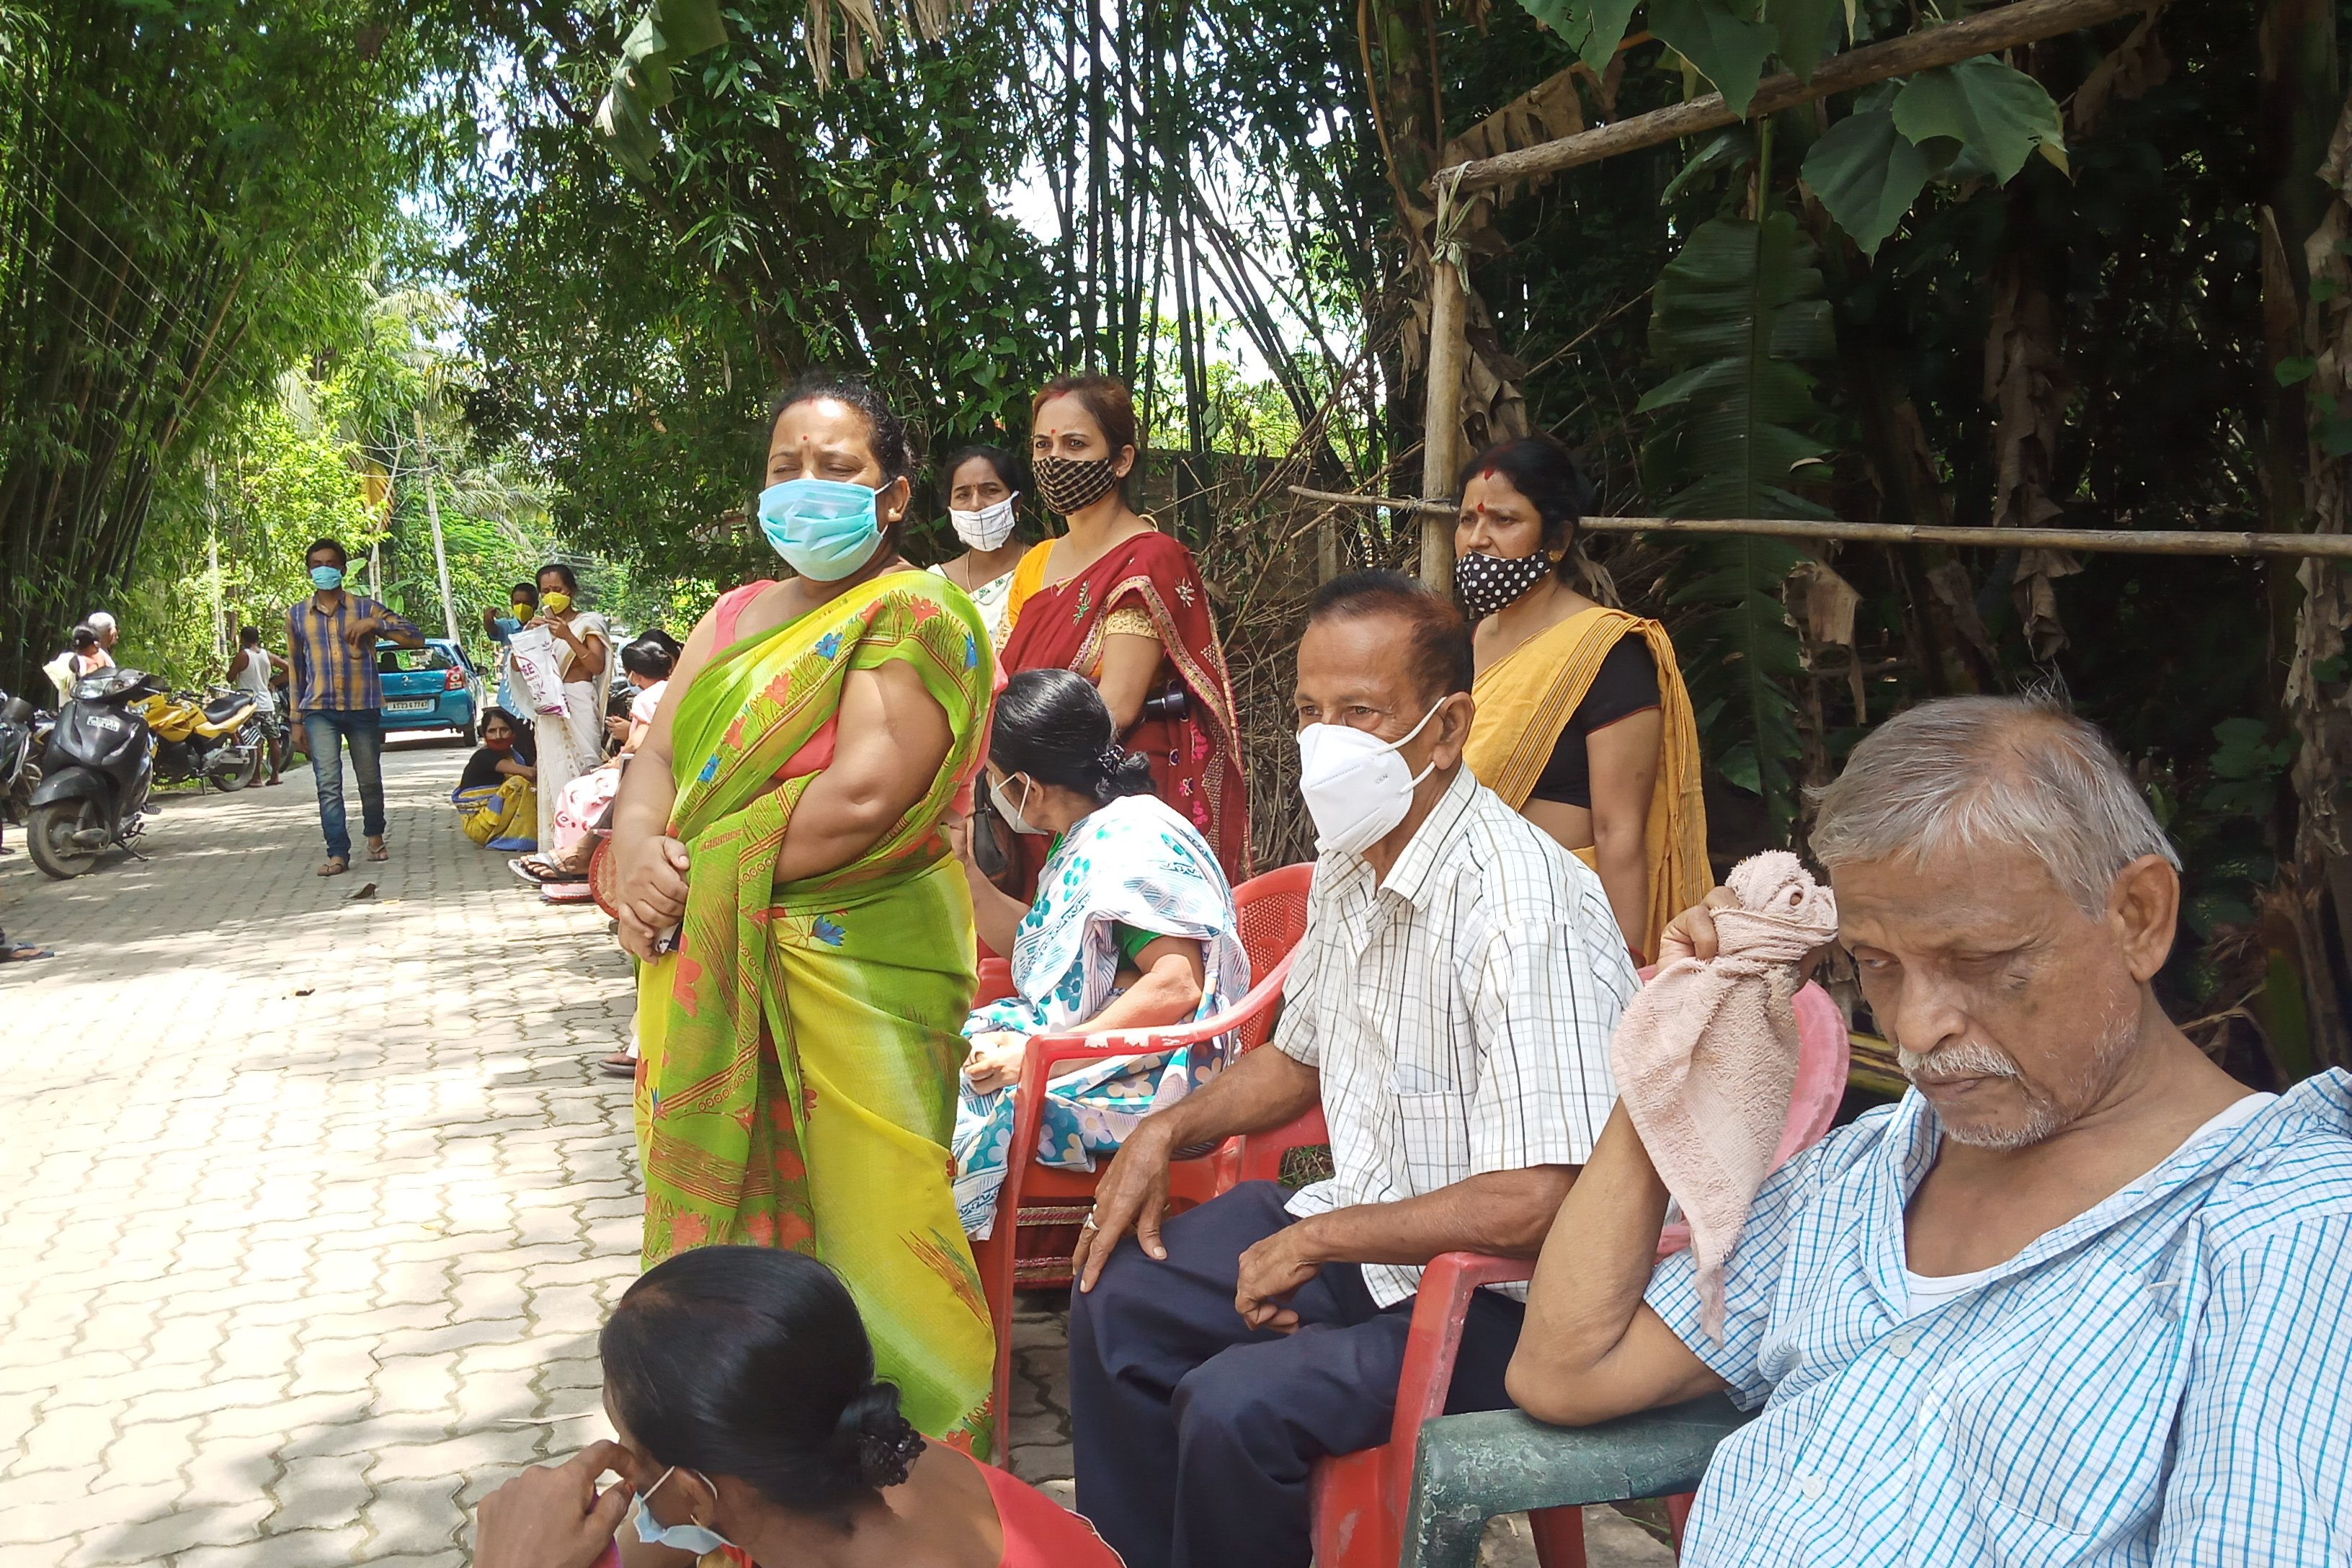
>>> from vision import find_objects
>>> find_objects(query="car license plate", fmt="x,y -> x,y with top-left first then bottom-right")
385,699 -> 433,713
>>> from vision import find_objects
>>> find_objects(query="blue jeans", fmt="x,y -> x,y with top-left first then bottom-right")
1070,1182 -> 1525,1568
303,709 -> 386,862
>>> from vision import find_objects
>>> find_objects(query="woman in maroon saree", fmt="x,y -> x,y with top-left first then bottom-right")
996,375 -> 1250,891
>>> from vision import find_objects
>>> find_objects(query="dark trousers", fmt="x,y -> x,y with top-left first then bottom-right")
1068,1182 -> 1526,1568
303,709 -> 385,861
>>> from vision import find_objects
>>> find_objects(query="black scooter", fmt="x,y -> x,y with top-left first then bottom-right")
0,689 -> 38,839
26,666 -> 160,879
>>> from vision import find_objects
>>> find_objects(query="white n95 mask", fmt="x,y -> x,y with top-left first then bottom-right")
1295,702 -> 1441,856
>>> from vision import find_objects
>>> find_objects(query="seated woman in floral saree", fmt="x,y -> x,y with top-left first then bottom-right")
948,669 -> 1247,1239
605,377 -> 999,1460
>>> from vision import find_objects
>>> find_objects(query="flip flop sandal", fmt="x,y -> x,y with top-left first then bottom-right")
540,881 -> 596,904
598,1053 -> 637,1079
2,943 -> 54,961
319,858 -> 349,877
366,844 -> 390,862
508,856 -> 564,885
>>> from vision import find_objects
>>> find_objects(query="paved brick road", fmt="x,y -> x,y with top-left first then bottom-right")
0,740 -> 1664,1567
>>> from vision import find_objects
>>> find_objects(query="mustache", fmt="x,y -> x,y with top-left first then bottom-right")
1897,1039 -> 2022,1082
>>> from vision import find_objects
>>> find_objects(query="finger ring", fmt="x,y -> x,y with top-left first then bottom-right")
1080,1217 -> 1099,1231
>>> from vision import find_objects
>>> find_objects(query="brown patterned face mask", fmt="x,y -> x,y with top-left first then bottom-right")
1035,454 -> 1120,514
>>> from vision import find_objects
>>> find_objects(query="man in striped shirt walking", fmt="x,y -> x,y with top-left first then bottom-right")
285,537 -> 422,876
1510,694 -> 2352,1564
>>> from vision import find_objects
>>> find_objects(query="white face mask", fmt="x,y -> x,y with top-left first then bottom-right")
990,772 -> 1048,836
1295,701 -> 1443,857
950,494 -> 1019,552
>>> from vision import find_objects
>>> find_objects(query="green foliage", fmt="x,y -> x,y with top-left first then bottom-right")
1637,213 -> 1835,517
1801,58 -> 2066,256
1518,0 -> 1644,72
1639,211 -> 1832,834
1799,109 -> 1930,255
1649,0 -> 1781,118
0,0 -> 430,691
1892,58 -> 2068,184
2201,718 -> 2295,822
437,0 -> 1064,575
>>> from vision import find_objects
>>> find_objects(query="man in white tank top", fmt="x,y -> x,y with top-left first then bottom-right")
226,625 -> 290,784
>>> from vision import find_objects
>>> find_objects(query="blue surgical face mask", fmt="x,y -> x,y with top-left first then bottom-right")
633,1466 -> 736,1556
758,476 -> 886,581
309,564 -> 344,591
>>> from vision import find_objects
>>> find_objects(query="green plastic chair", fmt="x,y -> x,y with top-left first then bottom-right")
1399,1395 -> 1756,1568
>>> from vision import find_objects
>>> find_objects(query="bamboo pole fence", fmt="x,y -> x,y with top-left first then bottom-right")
1288,485 -> 2352,560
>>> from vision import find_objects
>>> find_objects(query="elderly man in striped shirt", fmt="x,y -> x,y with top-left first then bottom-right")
1065,571 -> 1639,1568
1511,694 -> 2352,1564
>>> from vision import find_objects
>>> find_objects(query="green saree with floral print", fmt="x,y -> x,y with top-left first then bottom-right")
633,571 -> 997,1457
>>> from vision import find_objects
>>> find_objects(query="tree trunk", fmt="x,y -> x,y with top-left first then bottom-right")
2286,94 -> 2352,1071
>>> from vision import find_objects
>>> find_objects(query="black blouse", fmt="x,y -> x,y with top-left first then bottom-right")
1525,636 -> 1660,810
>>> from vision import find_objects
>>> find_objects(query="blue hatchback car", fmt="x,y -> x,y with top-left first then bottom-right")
378,638 -> 481,742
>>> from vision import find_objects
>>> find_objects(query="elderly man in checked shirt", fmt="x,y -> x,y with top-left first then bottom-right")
1064,571 -> 1639,1568
1511,693 -> 2352,1566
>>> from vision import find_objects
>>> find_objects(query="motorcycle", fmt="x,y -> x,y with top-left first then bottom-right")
26,665 -> 161,879
0,690 -> 39,847
135,685 -> 266,792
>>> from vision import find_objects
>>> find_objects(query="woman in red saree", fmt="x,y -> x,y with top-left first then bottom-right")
996,374 -> 1250,891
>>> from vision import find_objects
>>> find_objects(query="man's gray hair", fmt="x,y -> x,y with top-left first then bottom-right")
1809,694 -> 2180,916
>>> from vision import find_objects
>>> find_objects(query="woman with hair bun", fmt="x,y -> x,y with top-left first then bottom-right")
945,667 -> 1248,1238
471,1247 -> 1121,1568
1453,436 -> 1709,961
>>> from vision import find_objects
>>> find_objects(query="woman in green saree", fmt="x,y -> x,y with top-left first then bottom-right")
606,377 -> 999,1459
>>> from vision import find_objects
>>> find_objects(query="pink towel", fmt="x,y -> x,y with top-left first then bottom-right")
1609,851 -> 1838,1342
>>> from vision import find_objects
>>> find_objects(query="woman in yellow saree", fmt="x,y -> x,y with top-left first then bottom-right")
605,378 -> 999,1459
1453,437 -> 1709,962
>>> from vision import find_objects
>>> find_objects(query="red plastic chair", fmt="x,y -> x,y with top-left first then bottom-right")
1219,975 -> 1850,1568
970,862 -> 1316,1451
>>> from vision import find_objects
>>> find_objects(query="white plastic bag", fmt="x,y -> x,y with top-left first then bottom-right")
506,625 -> 569,716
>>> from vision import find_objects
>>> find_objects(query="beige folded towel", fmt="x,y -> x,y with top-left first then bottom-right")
1610,851 -> 1838,1342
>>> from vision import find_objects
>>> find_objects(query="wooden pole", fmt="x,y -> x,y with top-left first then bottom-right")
1419,259 -> 1468,589
1438,0 -> 2159,195
1286,485 -> 2352,560
412,407 -> 464,646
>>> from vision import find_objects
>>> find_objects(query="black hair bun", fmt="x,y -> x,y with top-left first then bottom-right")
837,1381 -> 924,1489
1100,747 -> 1157,802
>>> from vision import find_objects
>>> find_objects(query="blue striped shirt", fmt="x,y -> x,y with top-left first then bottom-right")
1646,1069 -> 2352,1565
285,591 -> 419,713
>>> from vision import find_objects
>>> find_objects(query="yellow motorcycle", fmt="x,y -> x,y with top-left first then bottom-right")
134,686 -> 267,792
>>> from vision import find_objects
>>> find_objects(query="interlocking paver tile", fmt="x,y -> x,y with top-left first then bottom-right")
0,747 -> 640,1564
0,739 -> 1674,1567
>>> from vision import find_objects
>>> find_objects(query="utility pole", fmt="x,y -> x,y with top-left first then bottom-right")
411,407 -> 463,646
204,458 -> 226,662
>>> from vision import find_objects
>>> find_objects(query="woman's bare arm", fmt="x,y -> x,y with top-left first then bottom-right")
948,814 -> 1030,956
1096,632 -> 1161,734
1586,708 -> 1664,955
772,660 -> 951,883
608,607 -> 720,959
1066,936 -> 1206,1037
